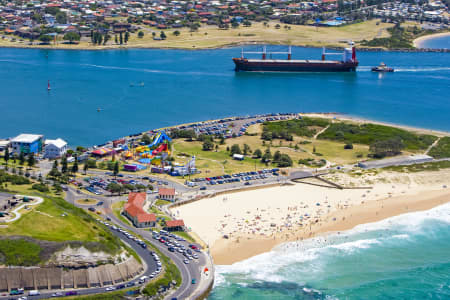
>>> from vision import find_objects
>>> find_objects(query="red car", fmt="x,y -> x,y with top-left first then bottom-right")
205,178 -> 211,181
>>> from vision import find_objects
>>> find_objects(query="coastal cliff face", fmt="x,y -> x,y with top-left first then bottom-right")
50,246 -> 130,268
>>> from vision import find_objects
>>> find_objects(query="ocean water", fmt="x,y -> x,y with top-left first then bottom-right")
0,47 -> 449,146
210,203 -> 450,300
419,34 -> 450,49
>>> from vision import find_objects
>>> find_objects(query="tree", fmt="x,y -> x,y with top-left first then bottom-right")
275,24 -> 281,29
160,31 -> 166,39
273,150 -> 282,162
27,154 -> 35,167
119,32 -> 123,44
253,149 -> 262,158
231,21 -> 239,28
63,32 -> 80,44
61,156 -> 68,174
215,144 -> 219,152
113,161 -> 120,177
243,144 -> 251,155
48,163 -> 61,179
344,143 -> 353,150
261,148 -> 272,163
141,134 -> 151,144
173,30 -> 180,36
107,182 -> 122,195
138,31 -> 144,38
19,152 -> 25,165
83,162 -> 88,174
124,31 -> 130,43
370,138 -> 404,158
103,34 -> 110,45
39,35 -> 52,44
4,148 -> 9,165
243,20 -> 252,27
55,11 -> 67,24
230,144 -> 241,156
202,140 -> 214,151
71,157 -> 78,174
276,154 -> 293,167
115,35 -> 118,44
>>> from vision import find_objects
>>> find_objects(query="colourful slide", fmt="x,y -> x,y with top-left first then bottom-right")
148,131 -> 171,148
152,143 -> 168,155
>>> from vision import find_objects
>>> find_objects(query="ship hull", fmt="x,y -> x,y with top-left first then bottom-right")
233,58 -> 358,72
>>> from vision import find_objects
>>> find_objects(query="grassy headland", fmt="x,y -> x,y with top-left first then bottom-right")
0,172 -> 123,266
0,20 -> 393,50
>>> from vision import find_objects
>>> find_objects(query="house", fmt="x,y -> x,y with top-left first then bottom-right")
0,140 -> 10,152
158,188 -> 175,201
44,138 -> 67,159
123,192 -> 156,228
10,134 -> 43,155
164,219 -> 185,232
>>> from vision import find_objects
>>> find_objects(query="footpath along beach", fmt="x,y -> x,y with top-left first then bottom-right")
172,167 -> 450,265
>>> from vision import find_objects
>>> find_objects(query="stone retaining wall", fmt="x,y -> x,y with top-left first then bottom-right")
0,256 -> 142,292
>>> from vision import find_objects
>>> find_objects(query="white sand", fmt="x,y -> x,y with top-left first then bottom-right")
171,171 -> 447,247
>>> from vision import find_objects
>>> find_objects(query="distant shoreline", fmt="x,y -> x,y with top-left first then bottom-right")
1,40 -> 449,53
413,32 -> 450,48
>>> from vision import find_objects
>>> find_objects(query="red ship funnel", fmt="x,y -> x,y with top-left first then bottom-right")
352,47 -> 356,62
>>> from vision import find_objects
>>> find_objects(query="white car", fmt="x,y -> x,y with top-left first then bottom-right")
51,292 -> 63,297
183,259 -> 189,264
105,287 -> 116,291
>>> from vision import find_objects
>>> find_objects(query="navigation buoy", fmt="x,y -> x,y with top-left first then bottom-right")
47,80 -> 51,91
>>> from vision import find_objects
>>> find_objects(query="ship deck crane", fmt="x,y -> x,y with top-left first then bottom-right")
241,46 -> 292,60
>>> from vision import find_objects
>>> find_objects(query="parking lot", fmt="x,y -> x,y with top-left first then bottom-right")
189,168 -> 281,188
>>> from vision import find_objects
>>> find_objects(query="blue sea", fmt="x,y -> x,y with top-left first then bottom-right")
210,203 -> 450,300
0,46 -> 449,146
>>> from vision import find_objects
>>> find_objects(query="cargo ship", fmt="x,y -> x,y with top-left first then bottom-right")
233,44 -> 358,72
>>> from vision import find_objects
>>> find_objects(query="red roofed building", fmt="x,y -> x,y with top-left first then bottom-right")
164,219 -> 185,232
158,188 -> 175,202
124,192 -> 156,228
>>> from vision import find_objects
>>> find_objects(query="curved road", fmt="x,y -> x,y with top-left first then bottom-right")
66,187 -> 207,300
0,224 -> 158,300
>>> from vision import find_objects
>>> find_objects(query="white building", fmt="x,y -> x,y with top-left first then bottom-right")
44,138 -> 68,159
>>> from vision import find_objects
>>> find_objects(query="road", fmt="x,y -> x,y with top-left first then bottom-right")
0,224 -> 158,300
66,187 -> 207,300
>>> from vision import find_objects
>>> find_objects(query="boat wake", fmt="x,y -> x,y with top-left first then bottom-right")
359,66 -> 450,72
82,64 -> 231,77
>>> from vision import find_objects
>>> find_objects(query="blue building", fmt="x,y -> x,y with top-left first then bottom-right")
11,134 -> 44,155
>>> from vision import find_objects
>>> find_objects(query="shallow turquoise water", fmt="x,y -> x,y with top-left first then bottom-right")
420,34 -> 450,49
0,47 -> 449,146
210,203 -> 450,299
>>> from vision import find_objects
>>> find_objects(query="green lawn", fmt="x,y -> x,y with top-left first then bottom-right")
0,195 -> 121,255
155,199 -> 172,206
429,137 -> 450,159
111,201 -> 131,226
0,239 -> 42,266
318,122 -> 437,151
263,117 -> 330,138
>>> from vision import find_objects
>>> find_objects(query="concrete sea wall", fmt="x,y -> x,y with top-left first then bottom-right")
0,256 -> 142,292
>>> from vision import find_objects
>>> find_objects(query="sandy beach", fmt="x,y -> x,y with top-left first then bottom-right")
413,32 -> 450,48
171,168 -> 450,265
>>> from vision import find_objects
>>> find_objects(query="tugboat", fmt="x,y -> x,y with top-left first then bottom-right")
371,62 -> 394,72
